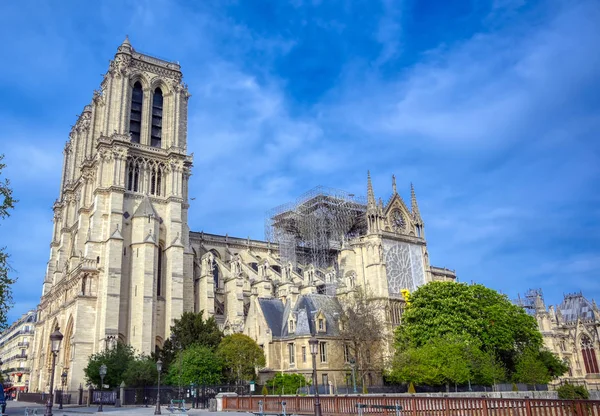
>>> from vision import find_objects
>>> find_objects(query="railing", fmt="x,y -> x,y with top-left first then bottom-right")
17,342 -> 30,347
223,395 -> 600,416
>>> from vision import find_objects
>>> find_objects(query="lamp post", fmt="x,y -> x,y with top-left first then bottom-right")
308,337 -> 322,416
44,329 -> 64,416
349,358 -> 357,394
155,359 -> 162,415
98,364 -> 107,412
59,371 -> 67,409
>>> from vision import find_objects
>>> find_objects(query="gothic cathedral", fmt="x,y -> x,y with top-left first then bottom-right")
30,39 -> 455,391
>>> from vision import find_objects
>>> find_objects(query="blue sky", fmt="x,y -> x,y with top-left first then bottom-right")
0,0 -> 599,323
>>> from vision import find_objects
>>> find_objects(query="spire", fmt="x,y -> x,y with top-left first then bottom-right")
411,183 -> 422,221
392,174 -> 397,195
367,171 -> 375,208
117,35 -> 133,54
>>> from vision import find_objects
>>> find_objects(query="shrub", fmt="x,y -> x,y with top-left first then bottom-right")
261,385 -> 269,396
557,383 -> 589,400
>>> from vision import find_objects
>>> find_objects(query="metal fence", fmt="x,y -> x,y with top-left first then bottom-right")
121,384 -> 246,408
224,395 -> 600,416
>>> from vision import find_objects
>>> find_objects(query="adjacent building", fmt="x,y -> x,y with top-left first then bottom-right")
527,290 -> 600,387
29,38 -> 456,392
0,310 -> 36,395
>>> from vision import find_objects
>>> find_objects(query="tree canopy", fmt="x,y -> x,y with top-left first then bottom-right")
165,345 -> 222,386
122,356 -> 158,387
266,373 -> 310,395
0,155 -> 17,329
392,282 -> 566,386
159,311 -> 223,370
84,342 -> 136,387
217,334 -> 265,383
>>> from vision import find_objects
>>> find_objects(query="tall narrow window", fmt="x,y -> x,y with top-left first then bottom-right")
157,245 -> 164,297
151,88 -> 163,148
319,342 -> 327,363
130,82 -> 143,143
212,258 -> 220,289
581,335 -> 599,374
288,343 -> 295,365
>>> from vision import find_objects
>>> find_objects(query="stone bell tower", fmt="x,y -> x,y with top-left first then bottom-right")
30,37 -> 194,392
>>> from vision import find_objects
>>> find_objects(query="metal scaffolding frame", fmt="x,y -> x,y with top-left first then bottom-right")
265,186 -> 368,269
514,288 -> 544,315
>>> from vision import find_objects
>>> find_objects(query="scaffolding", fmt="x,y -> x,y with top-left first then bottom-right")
265,186 -> 367,269
514,288 -> 544,315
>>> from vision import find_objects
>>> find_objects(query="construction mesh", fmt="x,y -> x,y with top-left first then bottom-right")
265,186 -> 367,269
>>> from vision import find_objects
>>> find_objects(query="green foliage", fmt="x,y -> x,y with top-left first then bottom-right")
84,342 -> 136,388
266,374 -> 309,395
394,282 -> 545,379
514,348 -> 550,385
217,334 -> 266,384
261,385 -> 268,396
0,155 -> 17,330
408,382 -> 415,394
512,383 -> 518,392
557,383 -> 589,400
538,350 -> 570,379
165,345 -> 222,386
159,311 -> 223,370
122,356 -> 158,387
391,334 -> 484,387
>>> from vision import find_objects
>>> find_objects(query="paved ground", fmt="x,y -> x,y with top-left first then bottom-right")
4,401 -> 252,416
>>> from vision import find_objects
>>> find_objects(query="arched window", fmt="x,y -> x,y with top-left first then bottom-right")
126,158 -> 140,192
129,82 -> 143,143
212,258 -> 220,289
581,335 -> 599,374
157,244 -> 164,297
151,88 -> 163,148
150,165 -> 163,196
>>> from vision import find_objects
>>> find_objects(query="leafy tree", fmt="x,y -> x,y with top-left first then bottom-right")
165,345 -> 222,386
513,348 -> 551,386
538,350 -> 569,379
337,288 -> 387,389
217,334 -> 265,384
160,311 -> 223,369
84,342 -> 136,388
122,355 -> 158,387
395,282 -> 543,376
266,373 -> 309,395
0,155 -> 17,330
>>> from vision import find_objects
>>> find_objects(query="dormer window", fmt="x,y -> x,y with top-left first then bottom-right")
289,319 -> 295,333
129,82 -> 143,143
151,88 -> 163,147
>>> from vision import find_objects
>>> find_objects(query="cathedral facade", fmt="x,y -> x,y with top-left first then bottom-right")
531,292 -> 600,387
29,40 -> 455,392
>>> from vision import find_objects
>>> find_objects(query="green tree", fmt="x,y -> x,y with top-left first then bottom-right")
165,345 -> 222,386
84,342 -> 136,388
0,155 -> 17,330
395,282 -> 543,376
217,334 -> 265,384
513,348 -> 551,386
266,373 -> 309,395
159,311 -> 223,369
122,355 -> 158,387
538,350 -> 569,379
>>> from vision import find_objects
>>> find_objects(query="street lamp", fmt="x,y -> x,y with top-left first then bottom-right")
44,329 -> 63,416
98,364 -> 107,412
155,359 -> 163,415
349,358 -> 357,394
308,336 -> 322,416
59,371 -> 67,409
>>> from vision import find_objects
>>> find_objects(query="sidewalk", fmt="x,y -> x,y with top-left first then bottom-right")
10,401 -> 251,416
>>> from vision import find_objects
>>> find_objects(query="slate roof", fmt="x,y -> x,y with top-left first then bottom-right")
558,293 -> 595,322
257,294 -> 341,339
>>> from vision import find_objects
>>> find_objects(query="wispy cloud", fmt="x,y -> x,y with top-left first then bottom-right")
0,0 -> 598,323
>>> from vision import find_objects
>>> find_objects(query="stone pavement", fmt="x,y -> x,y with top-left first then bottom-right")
5,401 -> 251,416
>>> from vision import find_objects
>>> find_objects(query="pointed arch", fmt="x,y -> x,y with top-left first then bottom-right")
151,88 -> 163,147
62,316 -> 74,370
129,82 -> 143,143
581,334 -> 599,374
